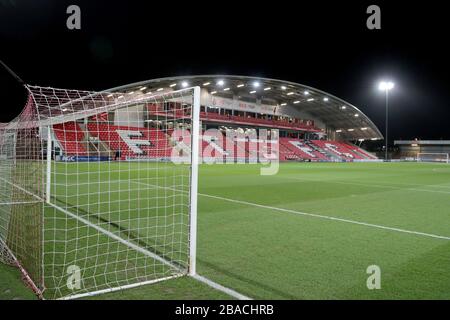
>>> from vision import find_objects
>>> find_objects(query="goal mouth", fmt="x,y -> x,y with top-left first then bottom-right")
416,153 -> 449,164
0,85 -> 201,299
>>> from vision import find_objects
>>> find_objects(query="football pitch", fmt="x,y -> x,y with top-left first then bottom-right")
2,161 -> 450,299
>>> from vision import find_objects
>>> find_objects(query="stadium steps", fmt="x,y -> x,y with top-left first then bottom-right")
343,143 -> 378,159
303,140 -> 333,160
53,122 -> 88,156
78,123 -> 113,158
310,140 -> 347,161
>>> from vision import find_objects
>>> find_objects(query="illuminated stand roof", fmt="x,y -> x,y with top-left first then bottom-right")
107,75 -> 383,141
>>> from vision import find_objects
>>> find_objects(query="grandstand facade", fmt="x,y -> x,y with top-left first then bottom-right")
50,75 -> 382,162
394,140 -> 450,160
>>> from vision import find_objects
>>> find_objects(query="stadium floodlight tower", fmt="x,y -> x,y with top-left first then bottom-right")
378,81 -> 395,161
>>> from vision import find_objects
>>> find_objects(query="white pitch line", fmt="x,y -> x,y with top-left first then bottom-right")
373,180 -> 450,190
0,176 -> 45,201
130,179 -> 450,241
282,176 -> 450,195
191,274 -> 252,300
199,193 -> 450,241
47,202 -> 182,272
0,201 -> 41,205
59,274 -> 183,300
126,180 -> 252,300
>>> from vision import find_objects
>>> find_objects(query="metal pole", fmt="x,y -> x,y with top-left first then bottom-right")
385,90 -> 389,161
46,127 -> 52,203
189,86 -> 200,276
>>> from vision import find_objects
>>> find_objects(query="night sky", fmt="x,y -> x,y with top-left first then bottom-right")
0,1 -> 449,141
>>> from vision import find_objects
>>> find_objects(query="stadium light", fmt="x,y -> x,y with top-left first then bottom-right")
378,80 -> 395,161
281,86 -> 287,90
341,106 -> 346,110
211,91 -> 217,94
293,100 -> 300,104
223,87 -> 230,91
336,129 -> 342,133
250,90 -> 256,94
157,88 -> 164,92
253,81 -> 260,88
287,92 -> 294,95
237,84 -> 245,88
280,103 -> 287,106
181,81 -> 189,88
264,87 -> 271,91
304,91 -> 309,95
169,83 -> 177,87
203,82 -> 211,86
323,97 -> 329,101
139,86 -> 147,91
378,81 -> 394,91
307,98 -> 314,102
217,80 -> 225,86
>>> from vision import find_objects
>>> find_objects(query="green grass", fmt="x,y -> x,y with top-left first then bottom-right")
0,263 -> 38,300
2,162 -> 450,299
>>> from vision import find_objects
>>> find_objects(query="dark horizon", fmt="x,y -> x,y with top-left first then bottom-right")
1,0 -> 449,141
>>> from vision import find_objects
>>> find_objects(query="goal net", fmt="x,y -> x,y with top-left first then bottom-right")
417,153 -> 449,164
0,85 -> 200,299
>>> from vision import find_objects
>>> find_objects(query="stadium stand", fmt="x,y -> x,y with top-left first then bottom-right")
49,75 -> 380,163
86,123 -> 171,159
52,122 -> 376,162
53,122 -> 87,156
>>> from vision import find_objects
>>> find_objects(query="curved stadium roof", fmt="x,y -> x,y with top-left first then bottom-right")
107,75 -> 383,141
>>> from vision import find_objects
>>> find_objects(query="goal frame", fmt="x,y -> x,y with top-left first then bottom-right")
416,152 -> 449,164
42,86 -> 201,300
2,85 -> 250,300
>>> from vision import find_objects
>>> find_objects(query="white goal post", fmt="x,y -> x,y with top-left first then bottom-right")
416,152 -> 449,164
0,85 -> 201,299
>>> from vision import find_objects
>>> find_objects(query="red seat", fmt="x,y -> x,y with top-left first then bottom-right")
87,123 -> 172,159
53,122 -> 87,156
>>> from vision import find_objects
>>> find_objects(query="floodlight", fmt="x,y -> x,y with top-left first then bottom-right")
379,81 -> 395,91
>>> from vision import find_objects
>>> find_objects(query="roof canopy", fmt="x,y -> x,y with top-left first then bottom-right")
107,75 -> 383,140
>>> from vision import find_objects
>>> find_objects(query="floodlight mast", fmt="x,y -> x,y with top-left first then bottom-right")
378,81 -> 394,161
